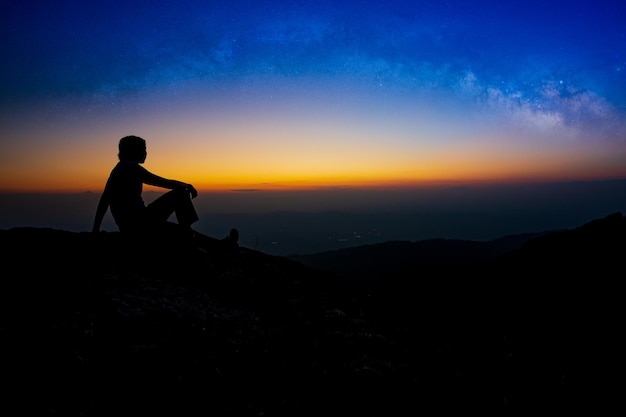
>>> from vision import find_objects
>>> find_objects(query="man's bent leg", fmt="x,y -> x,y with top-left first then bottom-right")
146,188 -> 199,228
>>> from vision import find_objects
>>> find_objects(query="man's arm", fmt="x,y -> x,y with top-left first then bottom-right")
141,168 -> 198,198
92,187 -> 110,232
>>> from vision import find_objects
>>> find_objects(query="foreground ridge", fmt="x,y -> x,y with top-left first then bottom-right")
0,212 -> 623,415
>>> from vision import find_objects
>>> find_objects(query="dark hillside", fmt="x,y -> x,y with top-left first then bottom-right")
288,231 -> 549,280
0,214 -> 622,415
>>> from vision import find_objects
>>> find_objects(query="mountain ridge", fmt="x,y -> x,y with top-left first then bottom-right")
287,229 -> 553,279
0,212 -> 623,415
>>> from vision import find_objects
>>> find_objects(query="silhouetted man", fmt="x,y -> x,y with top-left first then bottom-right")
92,135 -> 199,236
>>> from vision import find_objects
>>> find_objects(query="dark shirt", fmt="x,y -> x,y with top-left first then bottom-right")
105,161 -> 149,230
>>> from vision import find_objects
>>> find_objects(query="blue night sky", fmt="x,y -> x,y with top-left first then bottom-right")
3,1 -> 625,107
1,0 -> 626,250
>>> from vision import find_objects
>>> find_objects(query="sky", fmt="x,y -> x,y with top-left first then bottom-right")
1,1 -> 626,251
2,0 -> 626,192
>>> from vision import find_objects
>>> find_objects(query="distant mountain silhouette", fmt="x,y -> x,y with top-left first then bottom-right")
288,230 -> 551,279
0,213 -> 622,415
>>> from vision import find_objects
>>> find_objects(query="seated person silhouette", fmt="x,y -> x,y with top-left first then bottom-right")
92,135 -> 200,241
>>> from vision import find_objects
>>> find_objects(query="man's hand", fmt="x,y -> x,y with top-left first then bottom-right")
187,184 -> 198,199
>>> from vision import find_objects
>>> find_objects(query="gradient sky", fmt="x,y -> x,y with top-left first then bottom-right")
2,0 -> 626,193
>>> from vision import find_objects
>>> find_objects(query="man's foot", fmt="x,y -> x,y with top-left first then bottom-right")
221,228 -> 239,248
228,228 -> 239,245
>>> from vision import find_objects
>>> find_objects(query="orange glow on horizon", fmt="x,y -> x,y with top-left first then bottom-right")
3,170 -> 626,194
3,106 -> 626,194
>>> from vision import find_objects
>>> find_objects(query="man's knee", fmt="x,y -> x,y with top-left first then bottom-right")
172,187 -> 192,200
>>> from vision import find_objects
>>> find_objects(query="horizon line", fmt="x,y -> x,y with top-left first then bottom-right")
2,176 -> 626,195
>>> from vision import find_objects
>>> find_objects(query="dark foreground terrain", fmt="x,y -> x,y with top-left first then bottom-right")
1,212 -> 623,416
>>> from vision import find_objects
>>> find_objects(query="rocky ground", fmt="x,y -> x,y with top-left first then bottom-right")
1,213 -> 623,415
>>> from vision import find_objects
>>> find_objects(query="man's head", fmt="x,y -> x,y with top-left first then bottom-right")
118,135 -> 147,162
